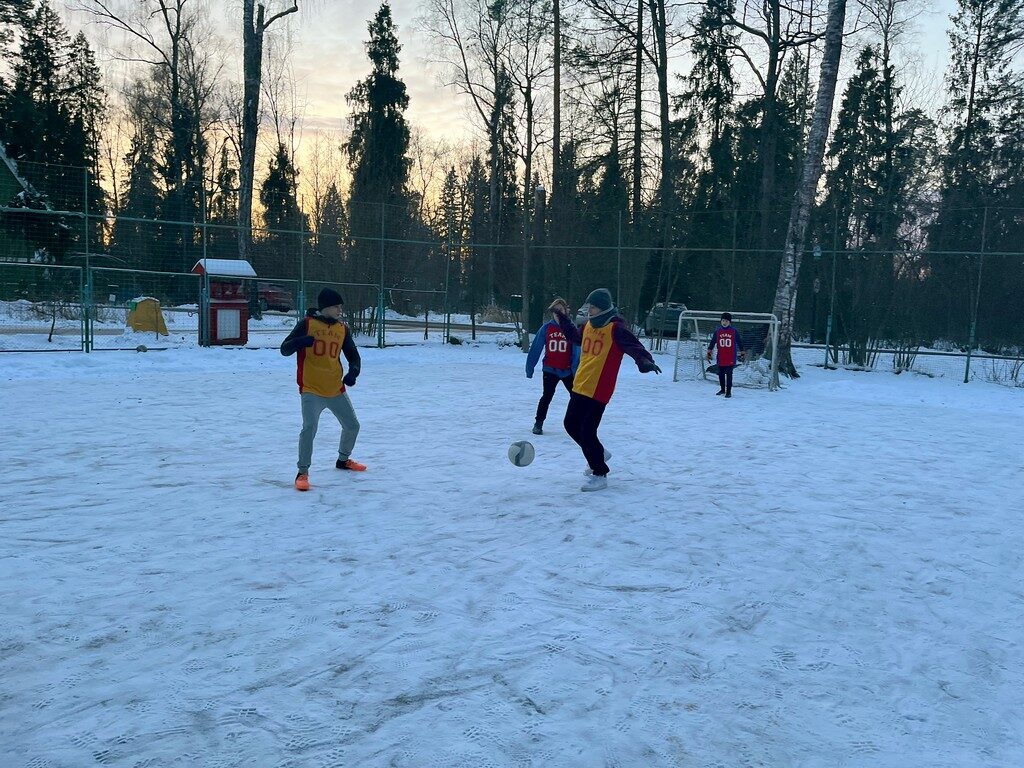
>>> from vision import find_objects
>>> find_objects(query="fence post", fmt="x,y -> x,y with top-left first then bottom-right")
444,208 -> 453,342
521,223 -> 529,351
729,209 -> 737,309
824,205 -> 839,368
199,271 -> 210,347
79,266 -> 86,352
378,201 -> 386,349
201,184 -> 208,262
964,206 -> 988,383
616,209 -> 622,307
83,168 -> 92,352
298,219 -> 306,317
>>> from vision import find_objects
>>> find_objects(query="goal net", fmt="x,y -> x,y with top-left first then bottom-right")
672,311 -> 781,391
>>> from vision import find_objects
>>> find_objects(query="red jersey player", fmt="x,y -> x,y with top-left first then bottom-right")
707,312 -> 746,398
526,297 -> 580,434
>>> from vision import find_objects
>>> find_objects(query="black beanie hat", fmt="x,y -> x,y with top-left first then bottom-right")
586,288 -> 614,312
317,288 -> 344,311
721,312 -> 732,321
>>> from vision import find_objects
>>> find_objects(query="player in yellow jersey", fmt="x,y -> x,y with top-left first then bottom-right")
281,288 -> 366,491
553,288 -> 661,491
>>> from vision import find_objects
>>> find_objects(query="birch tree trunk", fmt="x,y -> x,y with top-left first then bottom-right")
770,0 -> 847,384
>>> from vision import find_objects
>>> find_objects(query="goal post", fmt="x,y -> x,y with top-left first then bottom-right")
672,310 -> 781,391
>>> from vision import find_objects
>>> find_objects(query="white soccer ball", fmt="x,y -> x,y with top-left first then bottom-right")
136,344 -> 148,353
507,440 -> 535,467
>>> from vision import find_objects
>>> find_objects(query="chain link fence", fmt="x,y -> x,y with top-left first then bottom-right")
1,162 -> 1022,386
0,262 -> 85,351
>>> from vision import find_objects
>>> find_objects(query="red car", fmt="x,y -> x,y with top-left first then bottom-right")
257,283 -> 294,312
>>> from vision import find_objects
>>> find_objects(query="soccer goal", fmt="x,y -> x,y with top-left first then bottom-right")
672,311 -> 781,391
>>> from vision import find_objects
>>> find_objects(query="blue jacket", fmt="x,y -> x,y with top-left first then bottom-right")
526,320 -> 580,378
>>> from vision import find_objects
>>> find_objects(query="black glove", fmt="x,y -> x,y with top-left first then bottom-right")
296,335 -> 315,348
639,359 -> 662,374
343,371 -> 358,387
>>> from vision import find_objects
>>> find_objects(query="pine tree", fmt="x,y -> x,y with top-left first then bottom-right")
985,88 -> 1024,348
769,0 -> 848,380
111,131 -> 163,271
316,182 -> 348,281
0,0 -> 29,82
64,31 -> 106,223
1,1 -> 70,189
462,155 -> 490,313
260,142 -> 308,274
928,0 -> 1024,345
487,63 -> 521,299
819,46 -> 934,360
210,143 -> 239,225
438,167 -> 460,249
433,166 -> 462,300
676,0 -> 737,211
345,2 -> 412,208
205,142 -> 239,261
774,51 -> 812,217
670,0 -> 740,309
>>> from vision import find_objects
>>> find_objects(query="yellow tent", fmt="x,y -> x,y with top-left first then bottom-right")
127,298 -> 169,336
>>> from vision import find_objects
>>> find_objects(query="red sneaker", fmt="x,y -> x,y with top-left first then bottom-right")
294,473 -> 310,491
336,458 -> 367,472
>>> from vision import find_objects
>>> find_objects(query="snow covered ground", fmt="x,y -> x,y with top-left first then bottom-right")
1,343 -> 1022,767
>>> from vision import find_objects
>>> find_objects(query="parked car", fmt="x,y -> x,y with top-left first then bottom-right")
256,283 -> 294,312
644,302 -> 688,336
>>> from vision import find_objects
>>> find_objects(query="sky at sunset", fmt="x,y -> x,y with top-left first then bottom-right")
62,0 -> 960,150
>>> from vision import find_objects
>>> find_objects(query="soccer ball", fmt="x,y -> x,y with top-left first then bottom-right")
507,440 -> 535,467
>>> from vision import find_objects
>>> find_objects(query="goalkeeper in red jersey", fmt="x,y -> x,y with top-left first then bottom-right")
707,312 -> 747,398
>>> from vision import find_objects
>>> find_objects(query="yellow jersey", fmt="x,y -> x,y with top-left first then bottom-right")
296,317 -> 349,397
572,320 -> 625,403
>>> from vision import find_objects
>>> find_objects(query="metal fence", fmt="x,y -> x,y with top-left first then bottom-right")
1,162 -> 1023,386
0,262 -> 490,352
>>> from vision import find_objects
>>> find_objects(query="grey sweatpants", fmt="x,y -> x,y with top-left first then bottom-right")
297,392 -> 360,473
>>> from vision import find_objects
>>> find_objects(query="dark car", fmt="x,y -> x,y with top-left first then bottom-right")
257,283 -> 294,312
644,302 -> 688,336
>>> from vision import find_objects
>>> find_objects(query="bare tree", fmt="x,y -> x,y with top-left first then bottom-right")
552,0 -> 562,200
408,129 -> 457,222
579,0 -> 683,212
239,0 -> 300,262
726,0 -> 825,249
771,0 -> 848,382
306,128 -> 346,231
75,1 -> 204,216
424,0 -> 516,300
261,28 -> 306,161
507,0 -> 554,219
100,107 -> 130,212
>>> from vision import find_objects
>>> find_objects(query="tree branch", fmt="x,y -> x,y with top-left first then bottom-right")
259,2 -> 299,32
